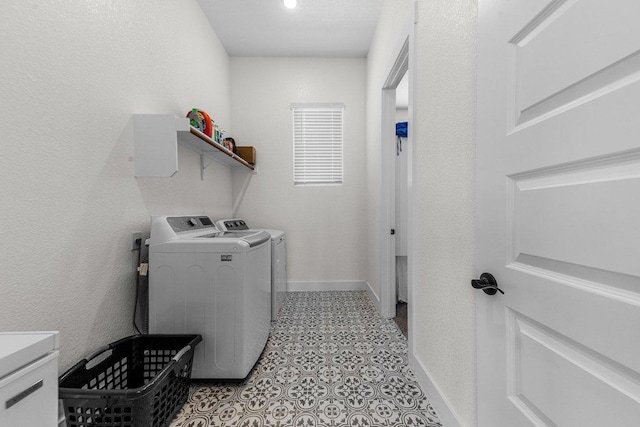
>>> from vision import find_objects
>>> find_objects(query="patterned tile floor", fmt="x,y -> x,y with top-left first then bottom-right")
170,291 -> 442,427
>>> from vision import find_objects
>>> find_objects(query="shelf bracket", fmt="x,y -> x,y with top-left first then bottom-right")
200,154 -> 214,180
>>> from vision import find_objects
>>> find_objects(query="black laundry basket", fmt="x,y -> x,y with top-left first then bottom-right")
59,334 -> 201,427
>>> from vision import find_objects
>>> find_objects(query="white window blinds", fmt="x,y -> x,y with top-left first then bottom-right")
292,104 -> 344,185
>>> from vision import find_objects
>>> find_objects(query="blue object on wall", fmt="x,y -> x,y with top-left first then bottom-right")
395,122 -> 407,155
395,121 -> 408,138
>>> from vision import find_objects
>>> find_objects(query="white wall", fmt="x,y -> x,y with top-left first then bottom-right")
229,58 -> 368,284
413,1 -> 478,424
366,0 -> 478,425
0,0 -> 233,371
366,0 -> 414,301
396,109 -> 409,123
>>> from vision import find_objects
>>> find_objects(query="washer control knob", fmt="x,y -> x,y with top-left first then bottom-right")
189,218 -> 198,226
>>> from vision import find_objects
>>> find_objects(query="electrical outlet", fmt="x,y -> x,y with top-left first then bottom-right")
131,232 -> 142,250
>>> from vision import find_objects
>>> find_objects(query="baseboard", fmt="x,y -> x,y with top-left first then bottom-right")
409,353 -> 463,427
364,281 -> 380,310
287,280 -> 368,292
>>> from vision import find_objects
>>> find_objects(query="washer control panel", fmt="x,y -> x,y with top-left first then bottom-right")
167,216 -> 216,233
217,219 -> 249,231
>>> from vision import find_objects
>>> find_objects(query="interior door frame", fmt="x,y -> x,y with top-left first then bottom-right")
379,17 -> 415,345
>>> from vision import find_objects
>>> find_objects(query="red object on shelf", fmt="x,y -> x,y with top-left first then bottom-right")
186,108 -> 213,138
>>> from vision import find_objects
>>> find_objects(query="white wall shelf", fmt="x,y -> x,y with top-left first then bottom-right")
133,114 -> 255,178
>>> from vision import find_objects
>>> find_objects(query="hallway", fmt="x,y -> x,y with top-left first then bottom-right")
171,291 -> 442,426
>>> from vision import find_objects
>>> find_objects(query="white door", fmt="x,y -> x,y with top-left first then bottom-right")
476,0 -> 640,426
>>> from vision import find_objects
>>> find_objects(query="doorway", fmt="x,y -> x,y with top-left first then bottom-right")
379,34 -> 412,341
394,71 -> 409,337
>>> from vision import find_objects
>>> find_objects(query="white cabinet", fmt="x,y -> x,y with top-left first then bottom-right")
133,114 -> 255,178
0,332 -> 59,427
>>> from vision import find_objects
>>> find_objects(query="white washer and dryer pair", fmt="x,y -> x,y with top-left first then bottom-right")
216,219 -> 287,321
147,215 -> 271,379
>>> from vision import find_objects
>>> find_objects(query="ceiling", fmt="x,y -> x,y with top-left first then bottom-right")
197,0 -> 383,57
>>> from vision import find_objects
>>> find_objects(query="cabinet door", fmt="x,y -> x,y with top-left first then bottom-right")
0,351 -> 59,427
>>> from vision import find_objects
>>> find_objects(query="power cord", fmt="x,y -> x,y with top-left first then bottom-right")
133,237 -> 148,335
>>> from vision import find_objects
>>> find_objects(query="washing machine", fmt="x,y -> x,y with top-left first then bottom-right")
148,215 -> 271,379
216,219 -> 287,321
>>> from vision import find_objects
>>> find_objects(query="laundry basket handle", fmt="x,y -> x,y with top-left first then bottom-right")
172,345 -> 191,362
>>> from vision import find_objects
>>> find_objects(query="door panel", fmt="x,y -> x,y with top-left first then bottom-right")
476,0 -> 640,425
510,154 -> 640,276
514,0 -> 640,114
507,310 -> 640,427
508,0 -> 640,132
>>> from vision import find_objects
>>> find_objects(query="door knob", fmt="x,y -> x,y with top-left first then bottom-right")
471,272 -> 504,295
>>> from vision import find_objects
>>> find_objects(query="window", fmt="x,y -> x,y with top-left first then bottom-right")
292,104 -> 344,185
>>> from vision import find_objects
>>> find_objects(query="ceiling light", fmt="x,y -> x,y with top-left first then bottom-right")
283,0 -> 297,9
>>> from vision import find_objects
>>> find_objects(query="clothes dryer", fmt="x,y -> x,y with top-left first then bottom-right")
148,215 -> 271,379
216,219 -> 287,321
